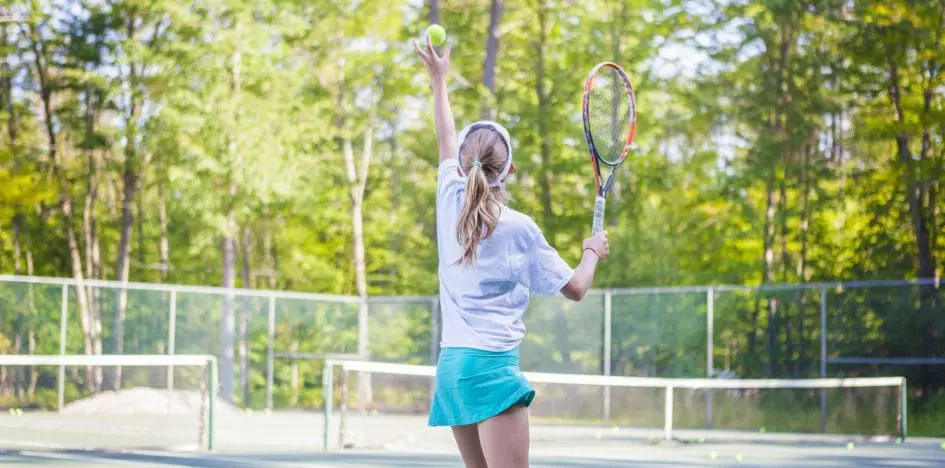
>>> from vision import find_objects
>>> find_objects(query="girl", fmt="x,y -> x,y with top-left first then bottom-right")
415,37 -> 609,468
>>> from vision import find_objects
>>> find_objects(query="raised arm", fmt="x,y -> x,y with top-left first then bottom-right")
414,36 -> 457,163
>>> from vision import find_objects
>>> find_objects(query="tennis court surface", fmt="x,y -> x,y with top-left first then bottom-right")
1,355 -> 943,466
2,412 -> 944,467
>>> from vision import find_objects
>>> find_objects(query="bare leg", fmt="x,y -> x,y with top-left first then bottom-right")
451,424 -> 488,468
478,405 -> 529,468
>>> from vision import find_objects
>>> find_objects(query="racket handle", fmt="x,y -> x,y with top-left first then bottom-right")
592,196 -> 606,235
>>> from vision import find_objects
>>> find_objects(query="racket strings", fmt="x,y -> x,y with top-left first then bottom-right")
588,68 -> 634,165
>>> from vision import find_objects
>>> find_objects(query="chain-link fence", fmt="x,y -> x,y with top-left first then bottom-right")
1,275 -> 942,420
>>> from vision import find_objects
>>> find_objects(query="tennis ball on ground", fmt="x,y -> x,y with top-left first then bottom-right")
735,453 -> 744,463
612,426 -> 620,433
7,408 -> 13,415
759,426 -> 766,433
14,408 -> 22,416
709,451 -> 717,459
699,437 -> 706,443
939,441 -> 944,450
244,408 -> 252,416
846,442 -> 855,451
424,24 -> 446,46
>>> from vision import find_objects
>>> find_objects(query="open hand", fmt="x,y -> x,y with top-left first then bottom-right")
413,34 -> 451,81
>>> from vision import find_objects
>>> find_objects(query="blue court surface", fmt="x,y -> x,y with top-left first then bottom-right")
1,412 -> 943,467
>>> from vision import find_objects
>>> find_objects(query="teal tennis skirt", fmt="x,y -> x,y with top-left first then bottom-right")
428,346 -> 535,427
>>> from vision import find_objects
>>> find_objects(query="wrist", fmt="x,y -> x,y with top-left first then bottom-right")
431,74 -> 448,87
582,247 -> 601,261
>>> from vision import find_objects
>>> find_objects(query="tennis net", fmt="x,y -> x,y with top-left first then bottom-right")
0,354 -> 217,451
321,360 -> 907,450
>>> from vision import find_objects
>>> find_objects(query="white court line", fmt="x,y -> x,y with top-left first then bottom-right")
13,449 -> 187,467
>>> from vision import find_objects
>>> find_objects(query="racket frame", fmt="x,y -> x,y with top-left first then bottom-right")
581,61 -> 637,234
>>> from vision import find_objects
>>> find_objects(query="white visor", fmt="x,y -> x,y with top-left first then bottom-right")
456,121 -> 513,187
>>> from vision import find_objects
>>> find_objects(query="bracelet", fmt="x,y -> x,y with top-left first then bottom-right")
583,247 -> 601,260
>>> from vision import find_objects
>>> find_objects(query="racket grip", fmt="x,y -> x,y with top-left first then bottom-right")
592,196 -> 606,235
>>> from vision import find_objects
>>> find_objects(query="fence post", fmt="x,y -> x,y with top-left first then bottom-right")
58,284 -> 68,412
706,287 -> 714,428
820,286 -> 827,433
266,295 -> 276,411
602,290 -> 612,422
167,289 -> 177,414
664,385 -> 674,441
323,360 -> 334,450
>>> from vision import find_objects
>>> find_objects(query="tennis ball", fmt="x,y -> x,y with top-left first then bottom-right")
895,438 -> 902,444
709,451 -> 717,459
735,453 -> 744,463
612,426 -> 620,433
759,426 -> 766,433
14,408 -> 22,416
425,24 -> 446,46
699,437 -> 706,443
846,442 -> 855,451
7,408 -> 13,415
940,441 -> 944,450
244,408 -> 252,416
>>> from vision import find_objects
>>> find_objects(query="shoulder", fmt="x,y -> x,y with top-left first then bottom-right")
498,207 -> 543,249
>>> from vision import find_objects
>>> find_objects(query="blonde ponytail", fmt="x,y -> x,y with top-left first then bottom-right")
455,128 -> 509,265
457,164 -> 500,265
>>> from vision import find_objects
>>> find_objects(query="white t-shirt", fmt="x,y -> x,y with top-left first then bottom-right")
436,159 -> 575,352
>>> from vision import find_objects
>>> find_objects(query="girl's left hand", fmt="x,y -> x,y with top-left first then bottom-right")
413,35 -> 451,81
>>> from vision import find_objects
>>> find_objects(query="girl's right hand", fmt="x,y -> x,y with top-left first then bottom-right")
583,231 -> 610,260
413,34 -> 451,81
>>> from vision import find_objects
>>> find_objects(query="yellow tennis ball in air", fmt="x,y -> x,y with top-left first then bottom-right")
425,24 -> 446,46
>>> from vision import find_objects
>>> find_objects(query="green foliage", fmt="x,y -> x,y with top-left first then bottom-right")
0,0 -> 943,435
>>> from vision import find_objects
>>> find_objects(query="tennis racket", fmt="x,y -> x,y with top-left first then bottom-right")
581,62 -> 637,235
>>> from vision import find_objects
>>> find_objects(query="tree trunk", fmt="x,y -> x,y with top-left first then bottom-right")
794,142 -> 813,376
221,221 -> 237,402
220,28 -> 243,402
137,189 -> 146,266
771,176 -> 789,376
263,219 -> 277,289
427,0 -> 440,25
27,23 -> 101,388
11,215 -> 23,398
344,122 -> 374,409
749,174 -> 777,371
239,225 -> 252,407
480,0 -> 502,120
883,39 -> 937,394
81,81 -> 103,390
112,19 -> 143,388
158,178 -> 170,282
534,0 -> 554,231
